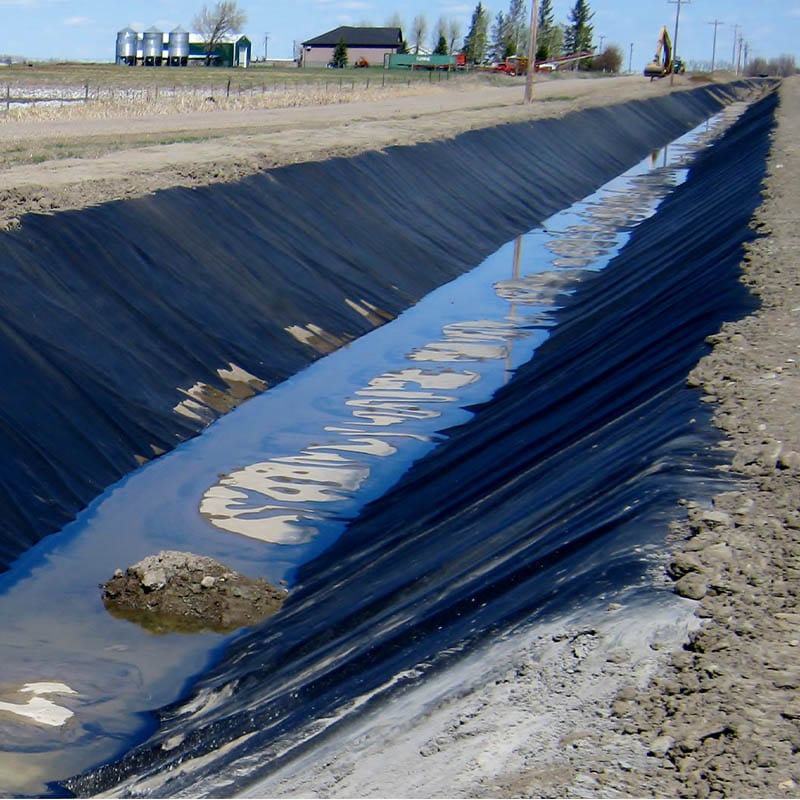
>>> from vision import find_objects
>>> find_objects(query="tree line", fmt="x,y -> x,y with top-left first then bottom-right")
193,0 -> 622,72
384,0 -> 614,69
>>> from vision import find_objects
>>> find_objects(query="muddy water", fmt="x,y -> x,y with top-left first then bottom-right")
0,105 -> 747,797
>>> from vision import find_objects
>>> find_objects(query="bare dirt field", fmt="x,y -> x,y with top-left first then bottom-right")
1,71 -> 797,798
1,73 -> 704,229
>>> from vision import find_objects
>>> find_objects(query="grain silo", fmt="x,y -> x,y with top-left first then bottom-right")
142,26 -> 164,66
115,27 -> 138,66
168,26 -> 190,66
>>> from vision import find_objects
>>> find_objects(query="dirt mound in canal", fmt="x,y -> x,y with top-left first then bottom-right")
101,550 -> 286,634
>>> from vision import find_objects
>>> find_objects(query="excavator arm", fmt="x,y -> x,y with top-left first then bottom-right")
644,26 -> 673,78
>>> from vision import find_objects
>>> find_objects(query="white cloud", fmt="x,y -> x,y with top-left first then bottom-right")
64,16 -> 92,27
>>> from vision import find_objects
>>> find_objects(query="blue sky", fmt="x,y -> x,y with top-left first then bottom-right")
1,0 -> 797,68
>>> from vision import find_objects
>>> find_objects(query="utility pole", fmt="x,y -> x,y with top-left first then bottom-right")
707,19 -> 723,72
731,23 -> 739,69
598,34 -> 605,53
667,0 -> 689,86
524,0 -> 540,103
736,33 -> 743,75
264,32 -> 269,60
629,41 -> 634,73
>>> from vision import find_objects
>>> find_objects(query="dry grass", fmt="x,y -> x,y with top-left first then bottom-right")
0,83 -> 443,123
0,62 -> 483,124
0,64 -> 488,167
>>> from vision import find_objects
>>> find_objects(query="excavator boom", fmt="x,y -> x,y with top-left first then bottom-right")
644,25 -> 673,78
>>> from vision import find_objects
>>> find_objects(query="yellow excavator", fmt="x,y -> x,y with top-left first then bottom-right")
644,26 -> 685,78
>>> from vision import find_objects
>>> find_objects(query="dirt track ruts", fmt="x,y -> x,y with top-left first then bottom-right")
0,74 -> 696,230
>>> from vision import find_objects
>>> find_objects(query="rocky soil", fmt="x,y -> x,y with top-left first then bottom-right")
101,550 -> 286,634
613,76 -> 800,798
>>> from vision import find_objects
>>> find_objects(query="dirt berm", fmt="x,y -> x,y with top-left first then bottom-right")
101,550 -> 285,634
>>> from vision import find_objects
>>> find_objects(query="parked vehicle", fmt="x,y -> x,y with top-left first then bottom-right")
493,56 -> 528,75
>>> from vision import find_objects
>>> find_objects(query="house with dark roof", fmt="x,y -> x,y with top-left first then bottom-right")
301,26 -> 403,67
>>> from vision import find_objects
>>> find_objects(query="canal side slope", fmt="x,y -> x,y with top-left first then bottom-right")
0,80 -> 760,571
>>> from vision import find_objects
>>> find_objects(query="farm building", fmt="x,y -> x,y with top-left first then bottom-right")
301,26 -> 403,68
115,27 -> 252,67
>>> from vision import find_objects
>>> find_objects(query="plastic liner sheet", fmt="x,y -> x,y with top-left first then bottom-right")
63,88 -> 776,798
0,81 -> 764,571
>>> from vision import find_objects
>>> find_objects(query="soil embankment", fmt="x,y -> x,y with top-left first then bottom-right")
0,74 -> 745,230
101,551 -> 286,634
230,79 -> 800,800
614,75 -> 800,799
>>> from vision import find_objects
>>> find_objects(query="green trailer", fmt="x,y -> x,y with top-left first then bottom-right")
384,53 -> 457,70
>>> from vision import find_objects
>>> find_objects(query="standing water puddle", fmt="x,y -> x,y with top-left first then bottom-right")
0,105 -> 747,796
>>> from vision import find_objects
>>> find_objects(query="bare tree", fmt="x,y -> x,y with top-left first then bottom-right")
433,16 -> 448,51
193,1 -> 247,65
386,12 -> 405,29
412,13 -> 428,54
447,18 -> 463,55
593,43 -> 622,71
386,12 -> 409,52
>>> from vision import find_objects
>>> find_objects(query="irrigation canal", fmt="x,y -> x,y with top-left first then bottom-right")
0,81 -> 776,796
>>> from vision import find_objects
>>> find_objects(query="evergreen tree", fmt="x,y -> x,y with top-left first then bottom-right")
490,11 -> 509,60
462,2 -> 489,63
490,1 -> 528,60
536,0 -> 558,59
565,0 -> 594,57
332,37 -> 348,67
